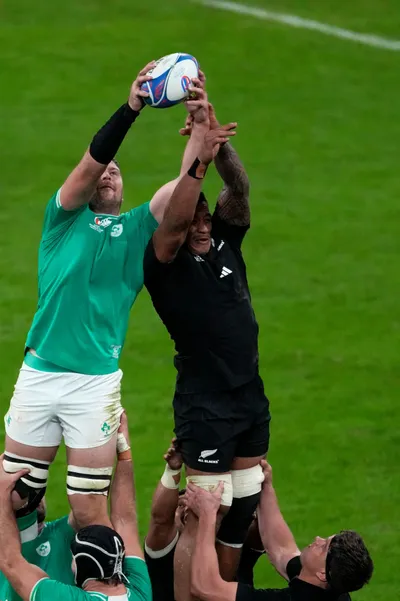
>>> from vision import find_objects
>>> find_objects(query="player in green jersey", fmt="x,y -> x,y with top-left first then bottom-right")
0,413 -> 151,601
3,64 -> 210,531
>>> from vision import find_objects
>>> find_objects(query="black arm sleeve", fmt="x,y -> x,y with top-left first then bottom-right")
89,103 -> 140,165
286,555 -> 302,581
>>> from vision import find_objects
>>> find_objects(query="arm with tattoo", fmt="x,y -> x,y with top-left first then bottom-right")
211,105 -> 250,227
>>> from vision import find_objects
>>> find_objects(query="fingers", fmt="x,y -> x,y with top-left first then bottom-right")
220,122 -> 237,132
139,61 -> 157,76
215,481 -> 225,495
7,468 -> 30,483
188,85 -> 206,100
198,69 -> 206,84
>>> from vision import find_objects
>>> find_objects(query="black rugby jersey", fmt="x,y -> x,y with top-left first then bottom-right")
144,213 -> 259,393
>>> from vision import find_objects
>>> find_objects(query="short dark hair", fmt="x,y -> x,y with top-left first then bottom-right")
197,192 -> 208,207
326,531 -> 373,594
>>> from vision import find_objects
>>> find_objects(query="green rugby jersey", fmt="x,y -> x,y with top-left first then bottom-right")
0,512 -> 74,601
29,557 -> 151,601
26,190 -> 158,374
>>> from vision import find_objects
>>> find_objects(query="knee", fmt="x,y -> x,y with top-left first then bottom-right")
217,465 -> 264,547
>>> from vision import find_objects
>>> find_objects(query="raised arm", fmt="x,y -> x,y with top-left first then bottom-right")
60,62 -> 154,211
152,112 -> 237,263
185,483 -> 238,601
110,412 -> 142,558
146,439 -> 183,551
210,105 -> 250,227
149,71 -> 210,223
0,464 -> 49,601
256,461 -> 300,580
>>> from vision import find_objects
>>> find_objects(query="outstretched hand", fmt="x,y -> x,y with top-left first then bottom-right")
128,61 -> 157,112
180,70 -> 208,135
163,438 -> 183,471
198,123 -> 237,165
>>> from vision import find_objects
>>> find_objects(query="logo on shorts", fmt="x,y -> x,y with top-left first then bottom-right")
5,414 -> 11,427
111,224 -> 123,238
198,449 -> 219,464
101,422 -> 111,435
36,541 -> 51,557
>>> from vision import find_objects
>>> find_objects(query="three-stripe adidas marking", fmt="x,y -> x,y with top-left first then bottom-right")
220,266 -> 232,278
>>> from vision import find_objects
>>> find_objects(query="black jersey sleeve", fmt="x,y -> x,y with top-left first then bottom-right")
286,555 -> 302,581
236,584 -> 290,601
212,212 -> 249,249
143,237 -> 172,283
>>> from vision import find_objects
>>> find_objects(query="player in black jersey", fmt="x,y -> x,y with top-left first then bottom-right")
184,461 -> 373,601
144,79 -> 270,601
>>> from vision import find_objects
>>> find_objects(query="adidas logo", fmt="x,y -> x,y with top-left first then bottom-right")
220,266 -> 232,278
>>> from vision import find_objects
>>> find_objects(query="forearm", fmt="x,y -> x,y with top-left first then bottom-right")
257,485 -> 298,567
192,511 -> 220,597
110,458 -> 138,533
215,143 -> 249,199
215,143 -> 250,226
0,498 -> 23,569
150,479 -> 180,524
179,122 -> 209,176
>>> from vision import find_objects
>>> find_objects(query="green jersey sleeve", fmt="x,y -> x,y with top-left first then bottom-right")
124,557 -> 152,601
42,189 -> 85,240
30,578 -> 86,601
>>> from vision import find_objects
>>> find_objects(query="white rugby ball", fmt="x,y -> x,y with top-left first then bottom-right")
141,53 -> 199,108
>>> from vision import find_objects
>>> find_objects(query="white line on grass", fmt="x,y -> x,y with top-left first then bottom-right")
198,0 -> 400,51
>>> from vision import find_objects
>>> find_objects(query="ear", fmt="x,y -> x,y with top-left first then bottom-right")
316,569 -> 328,585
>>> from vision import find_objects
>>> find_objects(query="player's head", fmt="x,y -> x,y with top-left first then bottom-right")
90,160 -> 124,215
71,525 -> 128,589
300,531 -> 373,594
186,192 -> 212,255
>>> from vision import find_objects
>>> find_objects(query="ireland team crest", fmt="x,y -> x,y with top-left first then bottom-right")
111,224 -> 123,238
36,541 -> 51,557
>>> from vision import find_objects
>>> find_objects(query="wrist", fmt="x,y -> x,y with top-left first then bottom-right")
188,157 -> 209,179
118,450 -> 132,462
161,464 -> 181,489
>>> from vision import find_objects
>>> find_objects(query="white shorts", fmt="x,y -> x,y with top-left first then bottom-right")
5,364 -> 124,449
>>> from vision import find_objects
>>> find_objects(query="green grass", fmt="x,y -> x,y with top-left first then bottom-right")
1,1 -> 399,598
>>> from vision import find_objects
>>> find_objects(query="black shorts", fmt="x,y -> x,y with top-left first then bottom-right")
173,375 -> 271,473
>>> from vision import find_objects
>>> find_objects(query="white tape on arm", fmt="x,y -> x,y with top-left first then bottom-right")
161,464 -> 181,490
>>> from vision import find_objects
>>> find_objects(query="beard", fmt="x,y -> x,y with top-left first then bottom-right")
89,188 -> 122,215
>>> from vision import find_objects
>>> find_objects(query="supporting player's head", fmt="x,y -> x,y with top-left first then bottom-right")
90,160 -> 124,215
71,525 -> 128,589
300,530 -> 373,594
186,192 -> 212,255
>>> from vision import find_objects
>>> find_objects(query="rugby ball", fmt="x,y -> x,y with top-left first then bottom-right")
141,53 -> 199,109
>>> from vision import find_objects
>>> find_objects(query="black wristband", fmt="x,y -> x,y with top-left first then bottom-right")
89,103 -> 140,165
188,157 -> 208,180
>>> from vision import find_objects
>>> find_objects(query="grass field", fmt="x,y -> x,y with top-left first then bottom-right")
1,1 -> 399,598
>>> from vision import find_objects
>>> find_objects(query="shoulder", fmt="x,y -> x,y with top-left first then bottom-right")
124,557 -> 152,601
144,237 -> 188,280
212,213 -> 249,250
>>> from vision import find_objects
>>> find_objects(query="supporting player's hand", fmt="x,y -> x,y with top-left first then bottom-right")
128,61 -> 157,112
0,454 -> 30,500
184,481 -> 224,516
117,411 -> 132,460
164,438 -> 183,471
198,123 -> 237,165
260,459 -> 273,488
